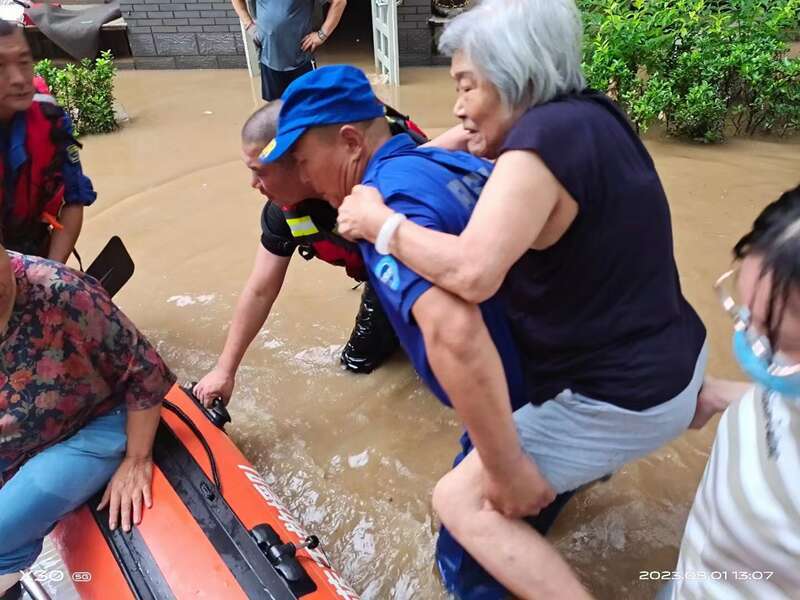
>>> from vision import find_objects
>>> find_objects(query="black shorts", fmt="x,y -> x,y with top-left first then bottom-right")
259,61 -> 314,101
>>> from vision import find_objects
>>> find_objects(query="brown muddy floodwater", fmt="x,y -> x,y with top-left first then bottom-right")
69,54 -> 800,600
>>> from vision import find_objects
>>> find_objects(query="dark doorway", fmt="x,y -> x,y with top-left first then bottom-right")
316,3 -> 373,68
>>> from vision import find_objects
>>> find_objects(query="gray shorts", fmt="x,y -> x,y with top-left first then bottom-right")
513,340 -> 708,494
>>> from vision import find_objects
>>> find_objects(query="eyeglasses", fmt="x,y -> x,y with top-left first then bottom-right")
714,268 -> 800,377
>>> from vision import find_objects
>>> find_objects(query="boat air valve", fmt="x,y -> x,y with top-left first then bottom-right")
267,535 -> 320,578
271,535 -> 320,560
250,525 -> 318,583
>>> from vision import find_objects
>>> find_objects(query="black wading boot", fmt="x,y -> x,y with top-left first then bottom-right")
341,283 -> 399,373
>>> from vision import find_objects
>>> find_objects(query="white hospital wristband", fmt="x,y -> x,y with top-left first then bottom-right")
375,213 -> 407,255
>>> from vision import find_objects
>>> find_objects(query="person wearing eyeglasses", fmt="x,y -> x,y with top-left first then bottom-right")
660,184 -> 800,600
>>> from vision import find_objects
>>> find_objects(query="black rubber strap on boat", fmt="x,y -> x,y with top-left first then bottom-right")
90,493 -> 176,600
151,420 -> 317,600
161,398 -> 222,490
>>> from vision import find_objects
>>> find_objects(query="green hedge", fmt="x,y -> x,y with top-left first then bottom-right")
34,50 -> 118,137
579,0 -> 800,142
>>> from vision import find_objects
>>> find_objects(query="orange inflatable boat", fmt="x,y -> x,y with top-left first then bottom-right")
48,385 -> 358,600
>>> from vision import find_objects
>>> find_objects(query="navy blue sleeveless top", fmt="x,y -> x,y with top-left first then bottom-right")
499,91 -> 706,411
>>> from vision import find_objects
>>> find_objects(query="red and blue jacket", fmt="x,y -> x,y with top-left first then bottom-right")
0,77 -> 96,255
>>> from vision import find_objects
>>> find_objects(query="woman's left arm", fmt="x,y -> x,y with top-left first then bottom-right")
338,150 -> 560,303
89,286 -> 175,532
98,403 -> 161,532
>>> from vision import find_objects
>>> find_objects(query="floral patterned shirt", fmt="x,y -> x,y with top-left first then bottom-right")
0,253 -> 176,481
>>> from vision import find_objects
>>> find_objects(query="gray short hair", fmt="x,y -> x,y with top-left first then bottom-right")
439,0 -> 586,110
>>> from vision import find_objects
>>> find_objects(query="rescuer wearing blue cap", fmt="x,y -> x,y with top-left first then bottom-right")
263,64 -> 526,427
262,65 -> 583,599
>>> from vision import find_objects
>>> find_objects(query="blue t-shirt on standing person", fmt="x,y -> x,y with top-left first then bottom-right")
359,134 -> 526,410
255,0 -> 313,71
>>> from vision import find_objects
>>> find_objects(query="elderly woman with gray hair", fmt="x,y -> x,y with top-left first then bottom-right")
337,0 -> 707,596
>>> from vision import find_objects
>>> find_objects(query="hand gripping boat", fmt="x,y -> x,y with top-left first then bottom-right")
46,385 -> 359,600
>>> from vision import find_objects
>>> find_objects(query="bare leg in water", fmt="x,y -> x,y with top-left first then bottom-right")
432,451 -> 593,600
689,376 -> 752,429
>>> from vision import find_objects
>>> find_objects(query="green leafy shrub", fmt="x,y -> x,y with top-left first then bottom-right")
579,0 -> 800,142
34,51 -> 118,137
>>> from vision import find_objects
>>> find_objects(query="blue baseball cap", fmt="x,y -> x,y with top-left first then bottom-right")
259,65 -> 386,164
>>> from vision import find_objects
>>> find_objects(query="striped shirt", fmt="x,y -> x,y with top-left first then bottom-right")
670,387 -> 800,599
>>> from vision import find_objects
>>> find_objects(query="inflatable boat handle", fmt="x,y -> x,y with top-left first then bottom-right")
206,398 -> 232,430
182,383 -> 232,430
